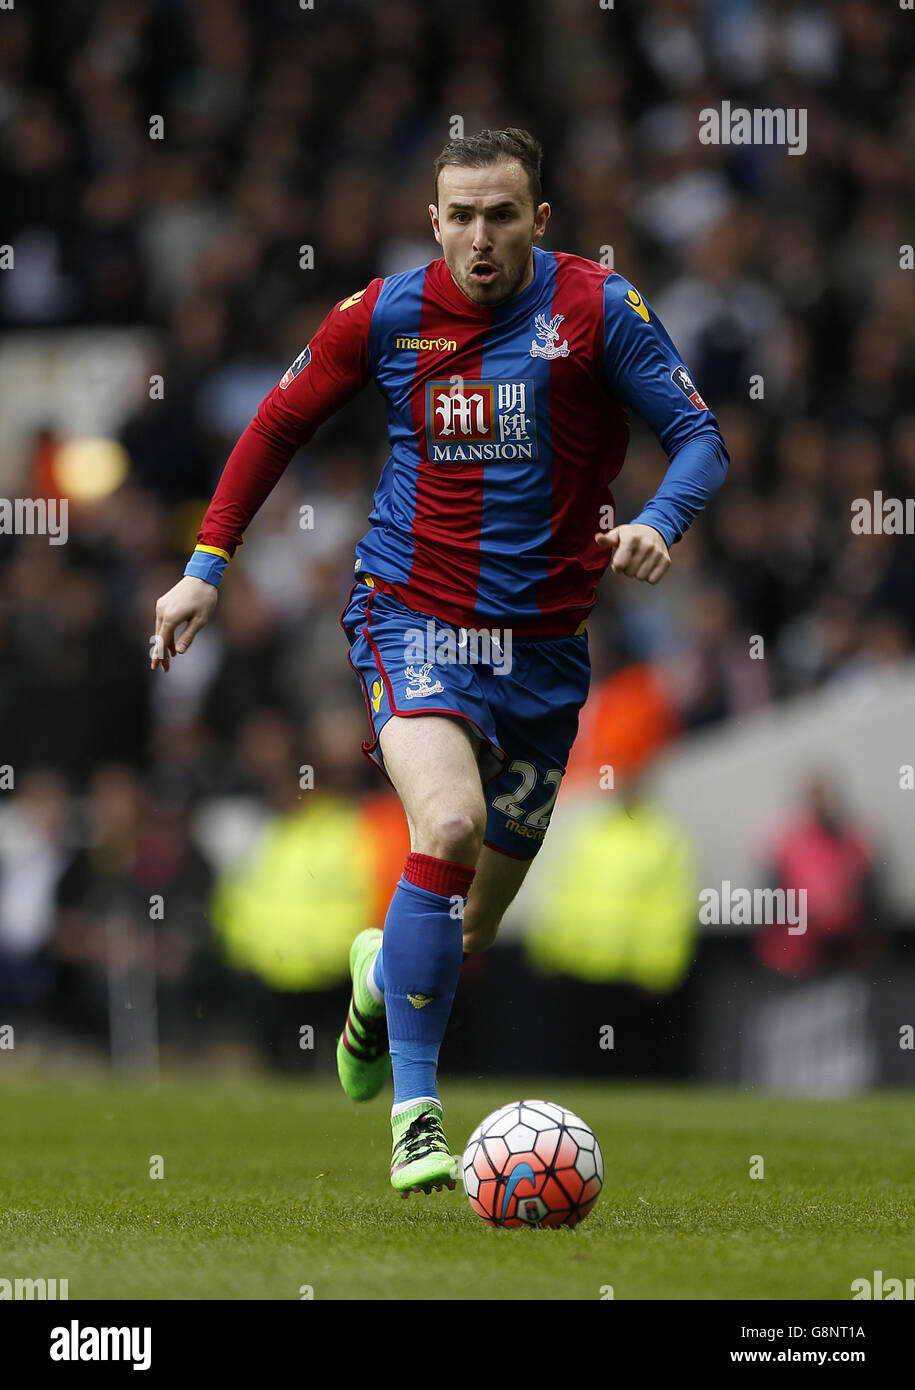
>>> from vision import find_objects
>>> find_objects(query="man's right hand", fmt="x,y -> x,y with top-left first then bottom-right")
151,576 -> 219,672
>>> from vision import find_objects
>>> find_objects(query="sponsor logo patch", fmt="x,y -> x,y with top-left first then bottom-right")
625,288 -> 650,322
426,380 -> 538,463
279,345 -> 311,389
670,365 -> 708,410
392,332 -> 457,353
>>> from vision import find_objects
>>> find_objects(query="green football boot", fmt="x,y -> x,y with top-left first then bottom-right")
336,929 -> 390,1102
390,1102 -> 459,1197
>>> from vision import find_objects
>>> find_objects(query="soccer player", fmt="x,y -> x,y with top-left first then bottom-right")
152,128 -> 729,1197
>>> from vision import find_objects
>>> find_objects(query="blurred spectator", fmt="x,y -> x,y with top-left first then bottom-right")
204,705 -> 408,1068
52,764 -> 214,1053
564,663 -> 680,792
753,773 -> 885,977
0,768 -> 73,1016
525,774 -> 698,992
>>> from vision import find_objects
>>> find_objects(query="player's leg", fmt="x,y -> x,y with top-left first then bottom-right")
379,711 -> 486,860
337,583 -> 509,1193
336,713 -> 486,1111
371,714 -> 487,1194
461,844 -> 536,954
462,626 -> 592,954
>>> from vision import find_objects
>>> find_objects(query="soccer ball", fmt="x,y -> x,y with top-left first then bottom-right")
461,1099 -> 603,1228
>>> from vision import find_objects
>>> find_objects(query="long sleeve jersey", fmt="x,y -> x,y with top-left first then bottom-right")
186,246 -> 729,637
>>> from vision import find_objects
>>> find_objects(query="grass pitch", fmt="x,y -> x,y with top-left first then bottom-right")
1,1078 -> 912,1300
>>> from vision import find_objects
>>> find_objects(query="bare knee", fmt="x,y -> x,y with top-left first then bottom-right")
415,807 -> 485,864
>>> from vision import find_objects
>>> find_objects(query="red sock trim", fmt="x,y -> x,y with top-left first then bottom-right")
404,852 -> 476,899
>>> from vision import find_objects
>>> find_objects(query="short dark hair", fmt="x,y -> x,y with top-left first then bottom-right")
432,127 -> 543,211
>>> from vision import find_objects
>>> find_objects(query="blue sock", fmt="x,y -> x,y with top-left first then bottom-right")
379,854 -> 475,1108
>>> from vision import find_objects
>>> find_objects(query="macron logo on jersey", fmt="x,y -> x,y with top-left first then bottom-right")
426,380 -> 538,463
671,365 -> 708,411
392,332 -> 457,353
625,288 -> 650,322
279,345 -> 311,389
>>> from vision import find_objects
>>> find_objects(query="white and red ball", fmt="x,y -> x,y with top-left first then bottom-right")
461,1099 -> 603,1228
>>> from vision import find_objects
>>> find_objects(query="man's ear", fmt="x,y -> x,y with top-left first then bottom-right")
429,203 -> 443,246
533,201 -> 551,244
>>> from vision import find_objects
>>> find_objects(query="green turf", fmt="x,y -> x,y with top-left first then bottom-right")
1,1078 -> 913,1299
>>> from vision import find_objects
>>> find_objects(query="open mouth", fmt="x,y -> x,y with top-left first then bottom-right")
470,262 -> 499,284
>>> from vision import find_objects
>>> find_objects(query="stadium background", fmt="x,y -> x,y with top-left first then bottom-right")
1,0 -> 914,1094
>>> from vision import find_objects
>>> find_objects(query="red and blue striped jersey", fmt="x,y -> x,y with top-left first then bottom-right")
189,247 -> 728,636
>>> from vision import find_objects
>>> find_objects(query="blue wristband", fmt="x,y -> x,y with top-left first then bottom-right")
184,546 -> 229,587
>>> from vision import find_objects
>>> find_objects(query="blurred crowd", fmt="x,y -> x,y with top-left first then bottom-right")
1,0 -> 913,1063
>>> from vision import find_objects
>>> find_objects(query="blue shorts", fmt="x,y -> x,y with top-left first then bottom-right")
340,579 -> 591,860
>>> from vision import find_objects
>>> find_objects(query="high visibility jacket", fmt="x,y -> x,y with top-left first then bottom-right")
525,801 -> 697,991
209,796 -> 375,990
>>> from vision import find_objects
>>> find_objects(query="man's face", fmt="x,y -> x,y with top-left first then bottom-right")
429,159 -> 550,307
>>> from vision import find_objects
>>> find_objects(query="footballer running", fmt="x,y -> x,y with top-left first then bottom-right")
151,129 -> 729,1198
